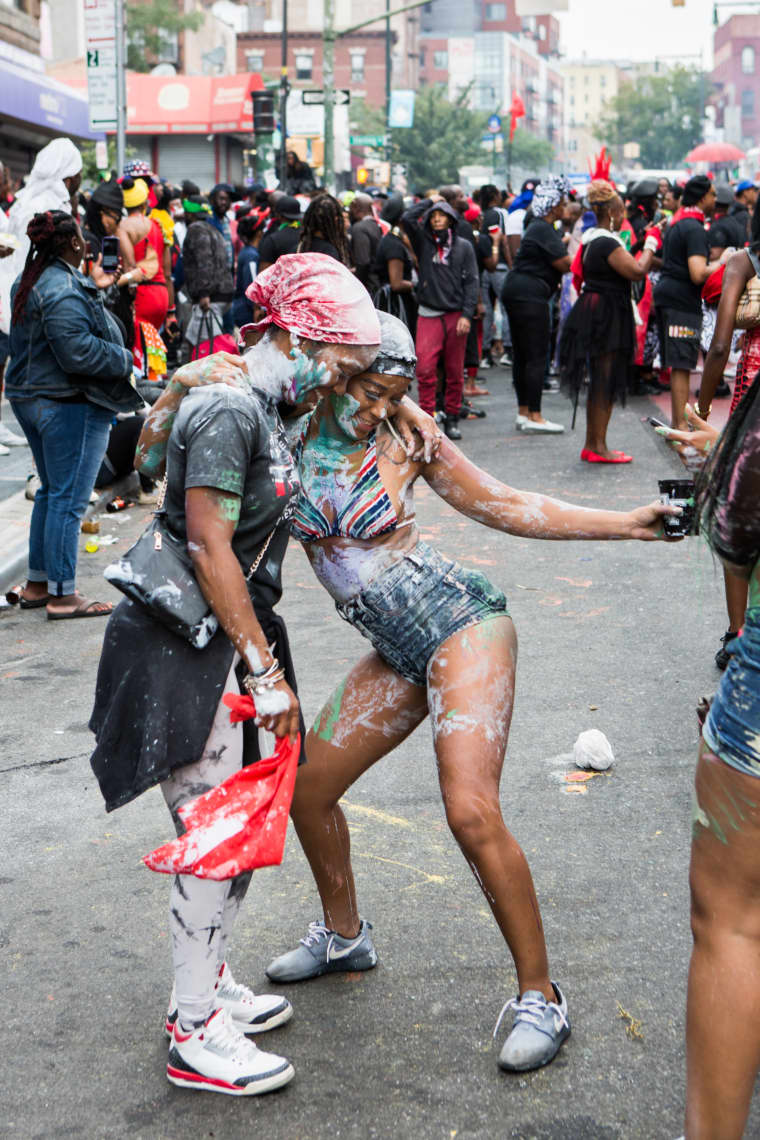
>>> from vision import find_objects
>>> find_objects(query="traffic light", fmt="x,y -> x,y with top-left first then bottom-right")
252,91 -> 275,135
357,166 -> 369,184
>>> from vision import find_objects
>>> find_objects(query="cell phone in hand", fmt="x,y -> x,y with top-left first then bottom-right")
101,235 -> 120,273
647,416 -> 669,431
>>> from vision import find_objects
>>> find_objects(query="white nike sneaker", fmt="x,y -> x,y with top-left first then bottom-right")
167,1007 -> 294,1096
0,423 -> 28,447
165,961 -> 292,1037
515,414 -> 528,431
266,918 -> 377,983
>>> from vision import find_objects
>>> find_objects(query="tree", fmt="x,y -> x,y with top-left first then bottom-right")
126,0 -> 203,73
79,139 -> 135,185
596,67 -> 709,168
506,129 -> 554,173
351,86 -> 491,189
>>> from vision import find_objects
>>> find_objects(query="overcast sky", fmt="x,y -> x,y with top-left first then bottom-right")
557,0 -> 717,67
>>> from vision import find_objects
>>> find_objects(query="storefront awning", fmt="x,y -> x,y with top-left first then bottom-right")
124,73 -> 265,135
0,59 -> 102,141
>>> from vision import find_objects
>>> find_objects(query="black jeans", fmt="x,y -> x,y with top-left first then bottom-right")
503,298 -> 551,413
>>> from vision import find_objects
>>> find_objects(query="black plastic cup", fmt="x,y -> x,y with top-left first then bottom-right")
658,478 -> 696,537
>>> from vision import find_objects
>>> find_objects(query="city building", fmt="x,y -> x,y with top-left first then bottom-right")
413,0 -> 564,180
0,0 -> 99,179
710,12 -> 760,153
238,0 -> 420,108
559,59 -> 622,168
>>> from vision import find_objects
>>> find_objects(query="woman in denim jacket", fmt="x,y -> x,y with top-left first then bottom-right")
5,210 -> 139,619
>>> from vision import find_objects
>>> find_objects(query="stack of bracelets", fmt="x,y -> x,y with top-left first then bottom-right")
243,659 -> 286,697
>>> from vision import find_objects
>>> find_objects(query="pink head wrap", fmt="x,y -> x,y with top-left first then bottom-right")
245,253 -> 380,345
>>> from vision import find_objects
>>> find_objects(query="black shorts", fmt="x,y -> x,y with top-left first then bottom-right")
656,307 -> 701,371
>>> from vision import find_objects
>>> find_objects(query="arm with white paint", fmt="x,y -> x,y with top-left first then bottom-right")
135,353 -> 249,477
422,438 -> 676,540
185,486 -> 300,739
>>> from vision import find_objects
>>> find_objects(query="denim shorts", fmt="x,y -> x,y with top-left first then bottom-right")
335,541 -> 509,687
703,606 -> 760,779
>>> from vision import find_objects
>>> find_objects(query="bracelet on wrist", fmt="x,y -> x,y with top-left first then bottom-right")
244,665 -> 286,697
694,402 -> 711,418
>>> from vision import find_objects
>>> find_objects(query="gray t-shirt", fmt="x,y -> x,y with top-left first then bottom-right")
164,384 -> 299,610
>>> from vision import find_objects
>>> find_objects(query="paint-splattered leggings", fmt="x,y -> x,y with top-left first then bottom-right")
160,658 -> 252,1027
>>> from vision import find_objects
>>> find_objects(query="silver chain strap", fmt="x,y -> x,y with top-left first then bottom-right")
153,471 -> 276,579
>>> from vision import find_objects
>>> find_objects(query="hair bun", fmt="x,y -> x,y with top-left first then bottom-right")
27,211 -> 56,243
587,179 -> 616,205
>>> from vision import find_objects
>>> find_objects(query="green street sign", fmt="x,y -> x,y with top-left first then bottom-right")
350,134 -> 386,147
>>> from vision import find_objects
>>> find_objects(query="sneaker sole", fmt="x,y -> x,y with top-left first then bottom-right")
167,1059 -> 295,1096
266,950 -> 378,984
165,1001 -> 293,1039
498,1027 -> 571,1073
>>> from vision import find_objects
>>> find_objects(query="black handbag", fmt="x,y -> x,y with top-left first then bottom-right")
104,476 -> 276,649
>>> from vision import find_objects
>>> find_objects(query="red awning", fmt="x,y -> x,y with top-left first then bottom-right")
123,73 -> 264,134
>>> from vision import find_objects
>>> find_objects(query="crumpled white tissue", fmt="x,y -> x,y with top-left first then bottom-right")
573,729 -> 614,771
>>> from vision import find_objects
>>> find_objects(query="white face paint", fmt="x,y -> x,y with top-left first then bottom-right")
244,336 -> 298,403
332,391 -> 363,439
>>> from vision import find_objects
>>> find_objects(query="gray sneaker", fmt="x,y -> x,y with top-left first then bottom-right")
494,982 -> 570,1072
266,919 -> 377,983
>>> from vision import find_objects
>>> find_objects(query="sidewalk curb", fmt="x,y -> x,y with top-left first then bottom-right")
0,478 -> 137,595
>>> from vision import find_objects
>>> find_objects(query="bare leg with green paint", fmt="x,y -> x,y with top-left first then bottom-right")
291,651 -> 428,937
685,742 -> 760,1139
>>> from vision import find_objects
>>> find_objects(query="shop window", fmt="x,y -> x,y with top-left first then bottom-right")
433,50 -> 448,69
350,52 -> 365,82
246,51 -> 265,72
295,53 -> 313,80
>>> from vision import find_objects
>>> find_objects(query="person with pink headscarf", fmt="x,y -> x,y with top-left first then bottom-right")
89,253 -> 437,1099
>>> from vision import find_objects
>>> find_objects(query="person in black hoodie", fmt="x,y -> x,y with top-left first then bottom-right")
401,196 -> 478,439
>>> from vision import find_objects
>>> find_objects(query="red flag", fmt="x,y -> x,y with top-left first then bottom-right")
143,695 -> 300,881
509,93 -> 525,142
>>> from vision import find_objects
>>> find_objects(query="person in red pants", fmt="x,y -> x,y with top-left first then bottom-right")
401,197 -> 479,439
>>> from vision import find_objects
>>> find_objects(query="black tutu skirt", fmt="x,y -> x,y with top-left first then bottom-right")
559,289 -> 635,405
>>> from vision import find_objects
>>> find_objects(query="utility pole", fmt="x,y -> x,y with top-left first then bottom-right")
323,0 -> 431,191
115,0 -> 127,174
323,0 -> 336,192
279,0 -> 289,187
385,0 -> 392,163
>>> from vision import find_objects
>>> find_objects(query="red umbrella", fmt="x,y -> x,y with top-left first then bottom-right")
685,142 -> 745,163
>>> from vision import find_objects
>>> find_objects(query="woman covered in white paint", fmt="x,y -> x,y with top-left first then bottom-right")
89,255 -> 384,1098
265,311 -> 679,1074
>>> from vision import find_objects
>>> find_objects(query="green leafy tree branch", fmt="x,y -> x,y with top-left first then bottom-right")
596,67 -> 710,168
126,0 -> 204,73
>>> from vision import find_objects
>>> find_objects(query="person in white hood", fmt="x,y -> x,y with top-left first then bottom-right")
0,137 -> 82,450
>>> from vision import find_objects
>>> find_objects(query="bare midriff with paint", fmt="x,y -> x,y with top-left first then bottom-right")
299,421 -> 422,604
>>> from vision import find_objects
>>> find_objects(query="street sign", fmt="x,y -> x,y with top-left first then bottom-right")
487,114 -> 502,134
302,89 -> 351,106
84,0 -> 117,131
350,134 -> 387,147
388,90 -> 415,128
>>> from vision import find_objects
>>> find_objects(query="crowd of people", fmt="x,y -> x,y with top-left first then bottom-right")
3,132 -> 760,1136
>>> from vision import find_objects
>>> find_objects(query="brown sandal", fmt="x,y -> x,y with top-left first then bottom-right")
47,597 -> 114,621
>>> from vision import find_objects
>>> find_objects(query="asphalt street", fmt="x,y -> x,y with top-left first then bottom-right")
1,368 -> 751,1140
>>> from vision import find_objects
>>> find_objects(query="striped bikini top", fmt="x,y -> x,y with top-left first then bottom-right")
291,429 -> 399,543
